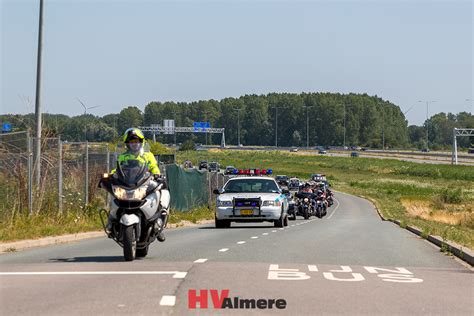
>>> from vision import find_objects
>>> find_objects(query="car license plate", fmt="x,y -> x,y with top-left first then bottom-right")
240,209 -> 253,216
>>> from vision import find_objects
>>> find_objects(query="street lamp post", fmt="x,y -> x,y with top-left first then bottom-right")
466,99 -> 473,114
303,106 -> 312,148
273,107 -> 283,147
234,108 -> 242,146
418,100 -> 436,150
34,0 -> 45,186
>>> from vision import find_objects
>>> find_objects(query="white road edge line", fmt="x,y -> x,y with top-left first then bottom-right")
0,271 -> 188,278
219,248 -> 229,252
160,295 -> 176,306
194,258 -> 208,263
327,198 -> 341,220
237,241 -> 246,244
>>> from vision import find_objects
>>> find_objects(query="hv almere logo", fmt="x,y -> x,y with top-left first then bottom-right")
188,289 -> 287,310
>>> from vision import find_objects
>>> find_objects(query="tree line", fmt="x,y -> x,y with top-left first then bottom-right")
1,93 -> 472,149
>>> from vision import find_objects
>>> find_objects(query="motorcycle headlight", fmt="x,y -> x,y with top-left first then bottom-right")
303,198 -> 309,203
112,185 -> 148,201
263,200 -> 281,206
217,200 -> 232,207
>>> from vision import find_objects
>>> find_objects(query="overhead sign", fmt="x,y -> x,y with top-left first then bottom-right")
2,123 -> 12,132
163,119 -> 175,134
193,122 -> 210,132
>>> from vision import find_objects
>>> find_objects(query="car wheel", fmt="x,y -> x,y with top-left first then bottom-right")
215,217 -> 231,228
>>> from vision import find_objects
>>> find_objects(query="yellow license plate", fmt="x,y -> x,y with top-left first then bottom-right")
240,209 -> 253,216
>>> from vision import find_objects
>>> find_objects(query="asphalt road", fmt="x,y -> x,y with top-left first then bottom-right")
1,193 -> 472,315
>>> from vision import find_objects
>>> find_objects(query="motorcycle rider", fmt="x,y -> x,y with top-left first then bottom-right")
107,128 -> 169,242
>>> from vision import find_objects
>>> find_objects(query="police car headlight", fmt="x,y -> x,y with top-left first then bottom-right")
217,200 -> 232,207
263,200 -> 281,206
112,185 -> 147,201
303,198 -> 309,203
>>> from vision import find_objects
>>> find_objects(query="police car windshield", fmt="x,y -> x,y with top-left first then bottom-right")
224,179 -> 279,193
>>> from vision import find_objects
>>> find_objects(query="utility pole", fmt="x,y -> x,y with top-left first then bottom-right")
273,107 -> 282,147
343,103 -> 346,149
34,0 -> 45,186
234,108 -> 242,146
303,106 -> 312,148
418,100 -> 436,150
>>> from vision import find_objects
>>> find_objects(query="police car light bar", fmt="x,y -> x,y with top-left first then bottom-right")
236,168 -> 273,175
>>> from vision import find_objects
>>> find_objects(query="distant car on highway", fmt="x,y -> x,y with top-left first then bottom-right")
208,161 -> 220,172
468,148 -> 474,154
421,148 -> 430,153
198,160 -> 208,170
318,149 -> 327,154
290,147 -> 298,152
214,175 -> 290,228
351,151 -> 359,157
224,165 -> 237,175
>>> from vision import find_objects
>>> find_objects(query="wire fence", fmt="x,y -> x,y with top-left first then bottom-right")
1,131 -> 228,225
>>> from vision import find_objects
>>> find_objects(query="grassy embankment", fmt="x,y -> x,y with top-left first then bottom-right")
178,150 -> 474,249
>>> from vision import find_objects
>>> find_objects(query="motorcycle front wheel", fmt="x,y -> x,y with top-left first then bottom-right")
123,225 -> 136,261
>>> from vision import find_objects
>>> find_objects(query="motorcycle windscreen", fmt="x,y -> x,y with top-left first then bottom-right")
117,160 -> 148,187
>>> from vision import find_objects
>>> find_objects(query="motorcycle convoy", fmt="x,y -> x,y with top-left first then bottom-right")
282,175 -> 334,220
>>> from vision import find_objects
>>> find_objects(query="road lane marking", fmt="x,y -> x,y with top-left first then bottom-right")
0,271 -> 187,278
237,241 -> 246,244
327,198 -> 340,220
194,258 -> 208,263
291,225 -> 295,227
279,228 -> 284,230
251,236 -> 258,239
272,230 -> 277,232
218,248 -> 229,252
308,265 -> 318,272
262,233 -> 269,236
160,295 -> 176,306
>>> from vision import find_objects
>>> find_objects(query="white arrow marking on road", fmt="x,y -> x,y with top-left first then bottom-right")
160,295 -> 176,306
308,265 -> 318,272
194,258 -> 208,263
237,241 -> 246,244
219,248 -> 229,252
0,271 -> 188,278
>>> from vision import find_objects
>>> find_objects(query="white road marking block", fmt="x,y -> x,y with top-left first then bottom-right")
323,272 -> 365,282
262,233 -> 269,236
268,264 -> 311,281
308,265 -> 318,272
291,225 -> 295,227
251,236 -> 258,239
0,271 -> 188,278
160,295 -> 176,306
330,266 -> 352,273
194,258 -> 208,263
364,267 -> 423,283
218,248 -> 229,252
237,241 -> 246,244
272,230 -> 277,232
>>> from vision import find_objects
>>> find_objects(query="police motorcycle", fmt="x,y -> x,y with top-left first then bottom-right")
98,159 -> 170,261
294,188 -> 316,219
314,189 -> 327,218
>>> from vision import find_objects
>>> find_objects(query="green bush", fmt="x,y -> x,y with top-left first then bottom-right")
439,188 -> 464,204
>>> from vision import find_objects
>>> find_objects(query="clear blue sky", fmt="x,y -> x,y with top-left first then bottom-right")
1,0 -> 472,125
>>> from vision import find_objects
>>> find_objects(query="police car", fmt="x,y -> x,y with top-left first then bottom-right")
213,169 -> 290,228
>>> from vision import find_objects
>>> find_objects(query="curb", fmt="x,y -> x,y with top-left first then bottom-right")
361,196 -> 474,267
0,219 -> 215,254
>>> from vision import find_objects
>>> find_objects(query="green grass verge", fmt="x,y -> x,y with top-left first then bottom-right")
178,150 -> 474,249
